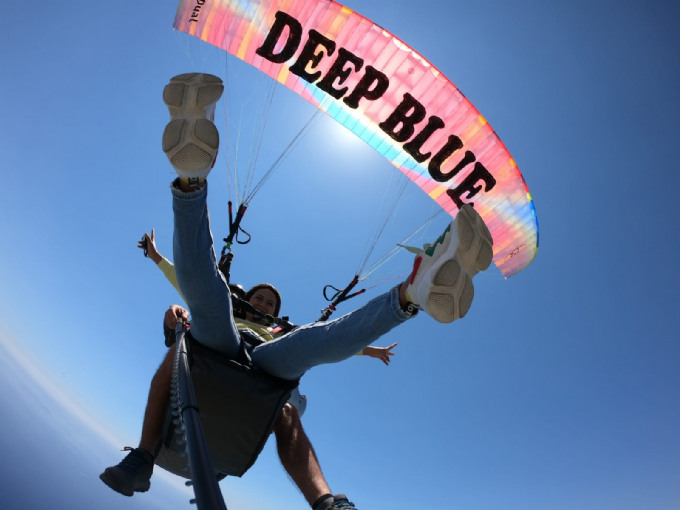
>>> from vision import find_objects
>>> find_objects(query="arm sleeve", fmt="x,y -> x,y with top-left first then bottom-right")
164,320 -> 176,347
158,257 -> 187,304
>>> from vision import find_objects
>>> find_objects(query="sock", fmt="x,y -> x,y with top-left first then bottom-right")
137,448 -> 155,463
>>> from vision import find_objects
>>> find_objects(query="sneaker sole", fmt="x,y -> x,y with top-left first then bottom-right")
162,73 -> 224,180
421,205 -> 494,323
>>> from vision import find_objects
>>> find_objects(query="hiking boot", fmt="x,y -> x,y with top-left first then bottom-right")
330,494 -> 359,509
99,447 -> 154,497
162,73 -> 224,185
405,204 -> 493,323
315,494 -> 359,510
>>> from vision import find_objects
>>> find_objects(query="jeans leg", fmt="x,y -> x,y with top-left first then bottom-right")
172,181 -> 240,357
251,286 -> 412,380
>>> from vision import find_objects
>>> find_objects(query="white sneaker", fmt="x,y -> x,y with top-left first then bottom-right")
405,204 -> 494,323
162,73 -> 224,184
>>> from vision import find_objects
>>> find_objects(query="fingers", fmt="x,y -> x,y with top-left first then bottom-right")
142,231 -> 162,263
138,233 -> 151,249
382,348 -> 396,366
165,305 -> 189,328
174,305 -> 189,322
164,308 -> 176,328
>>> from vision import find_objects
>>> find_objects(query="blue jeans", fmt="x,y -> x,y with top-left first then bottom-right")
172,182 -> 412,380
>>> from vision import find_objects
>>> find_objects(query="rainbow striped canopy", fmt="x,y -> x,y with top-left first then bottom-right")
174,0 -> 539,277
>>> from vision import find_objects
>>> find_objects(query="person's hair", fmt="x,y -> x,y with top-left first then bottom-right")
245,283 -> 282,317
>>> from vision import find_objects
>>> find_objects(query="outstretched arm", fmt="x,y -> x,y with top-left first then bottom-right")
138,229 -> 187,303
360,342 -> 398,366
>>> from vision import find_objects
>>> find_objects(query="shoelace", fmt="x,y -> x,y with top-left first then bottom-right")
118,447 -> 149,474
331,498 -> 358,509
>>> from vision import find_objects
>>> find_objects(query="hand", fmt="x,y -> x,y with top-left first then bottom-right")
165,305 -> 189,329
138,228 -> 162,264
362,342 -> 398,366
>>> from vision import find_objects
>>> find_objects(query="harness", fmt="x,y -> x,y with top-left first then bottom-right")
217,201 -> 250,283
318,275 -> 366,322
155,324 -> 299,480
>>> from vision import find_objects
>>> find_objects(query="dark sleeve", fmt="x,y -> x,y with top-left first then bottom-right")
164,320 -> 176,347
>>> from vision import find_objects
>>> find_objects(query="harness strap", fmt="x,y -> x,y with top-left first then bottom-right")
231,295 -> 297,334
221,202 -> 251,257
318,275 -> 365,322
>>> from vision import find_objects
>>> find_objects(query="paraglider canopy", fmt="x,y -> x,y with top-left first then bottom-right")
174,0 -> 539,277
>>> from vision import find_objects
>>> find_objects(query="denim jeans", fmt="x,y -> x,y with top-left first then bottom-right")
172,182 -> 412,380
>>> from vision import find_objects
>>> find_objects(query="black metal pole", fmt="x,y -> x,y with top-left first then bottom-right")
175,323 -> 228,510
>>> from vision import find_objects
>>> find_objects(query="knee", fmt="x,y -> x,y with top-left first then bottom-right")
274,403 -> 300,435
281,403 -> 300,426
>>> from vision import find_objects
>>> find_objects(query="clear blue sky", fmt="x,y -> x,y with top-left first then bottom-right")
1,1 -> 679,509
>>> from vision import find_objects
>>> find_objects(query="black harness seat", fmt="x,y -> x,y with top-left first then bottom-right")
154,332 -> 299,479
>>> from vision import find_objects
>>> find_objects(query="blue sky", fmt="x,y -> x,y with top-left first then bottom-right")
1,1 -> 679,509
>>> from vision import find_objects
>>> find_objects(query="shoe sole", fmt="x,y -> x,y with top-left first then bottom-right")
162,73 -> 224,180
421,205 -> 494,323
99,472 -> 150,497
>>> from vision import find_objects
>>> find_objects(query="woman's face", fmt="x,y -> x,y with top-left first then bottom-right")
248,288 -> 278,319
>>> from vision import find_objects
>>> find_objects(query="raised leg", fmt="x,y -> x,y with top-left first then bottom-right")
252,285 -> 413,380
